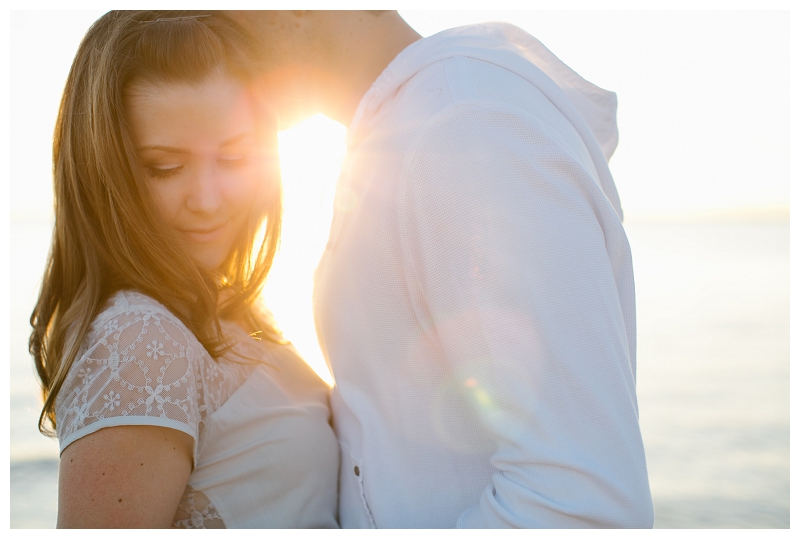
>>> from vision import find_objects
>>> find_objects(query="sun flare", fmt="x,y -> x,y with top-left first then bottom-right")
262,114 -> 347,386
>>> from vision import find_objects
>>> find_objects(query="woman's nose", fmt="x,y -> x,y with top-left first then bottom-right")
185,164 -> 222,214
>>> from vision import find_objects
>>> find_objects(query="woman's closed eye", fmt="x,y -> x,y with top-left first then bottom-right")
145,165 -> 183,179
217,154 -> 250,168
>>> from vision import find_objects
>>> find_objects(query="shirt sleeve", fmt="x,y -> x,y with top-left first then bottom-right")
401,103 -> 654,528
56,298 -> 204,466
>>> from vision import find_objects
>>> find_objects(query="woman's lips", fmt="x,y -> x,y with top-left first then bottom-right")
178,222 -> 227,243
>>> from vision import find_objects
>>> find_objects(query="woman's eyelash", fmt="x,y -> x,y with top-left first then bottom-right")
143,155 -> 249,177
218,156 -> 249,167
145,166 -> 182,178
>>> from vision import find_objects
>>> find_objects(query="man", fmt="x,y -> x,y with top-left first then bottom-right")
225,10 -> 654,528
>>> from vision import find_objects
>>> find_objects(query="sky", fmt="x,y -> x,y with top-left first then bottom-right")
7,9 -> 793,385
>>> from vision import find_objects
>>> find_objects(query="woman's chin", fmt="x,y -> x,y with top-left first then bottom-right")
189,250 -> 229,273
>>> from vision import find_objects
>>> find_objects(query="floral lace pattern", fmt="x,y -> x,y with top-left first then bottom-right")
56,290 -> 260,528
173,485 -> 225,529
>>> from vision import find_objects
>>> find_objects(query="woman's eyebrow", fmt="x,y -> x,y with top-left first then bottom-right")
138,133 -> 254,153
138,145 -> 190,154
219,132 -> 254,147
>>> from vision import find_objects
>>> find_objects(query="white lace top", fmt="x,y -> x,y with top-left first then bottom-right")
55,291 -> 339,528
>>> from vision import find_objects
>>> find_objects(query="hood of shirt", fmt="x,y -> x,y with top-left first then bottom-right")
348,23 -> 623,219
351,22 -> 619,161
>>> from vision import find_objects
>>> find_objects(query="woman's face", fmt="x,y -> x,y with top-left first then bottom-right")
127,74 -> 267,271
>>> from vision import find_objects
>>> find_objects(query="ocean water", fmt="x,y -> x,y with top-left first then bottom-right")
627,220 -> 789,528
8,219 -> 789,528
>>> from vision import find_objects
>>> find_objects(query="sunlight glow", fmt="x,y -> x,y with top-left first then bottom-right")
262,114 -> 347,386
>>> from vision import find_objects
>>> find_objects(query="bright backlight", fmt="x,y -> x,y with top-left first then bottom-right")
262,114 -> 347,386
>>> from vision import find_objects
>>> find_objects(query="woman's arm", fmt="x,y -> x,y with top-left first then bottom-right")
58,425 -> 193,528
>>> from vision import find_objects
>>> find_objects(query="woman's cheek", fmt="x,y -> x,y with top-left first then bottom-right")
147,182 -> 181,224
230,170 -> 262,209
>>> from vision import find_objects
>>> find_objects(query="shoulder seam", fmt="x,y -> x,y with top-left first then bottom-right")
443,56 -> 477,103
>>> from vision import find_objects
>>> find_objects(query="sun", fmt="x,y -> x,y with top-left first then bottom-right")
261,114 -> 347,386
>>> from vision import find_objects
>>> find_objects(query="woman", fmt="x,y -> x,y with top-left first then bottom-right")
29,11 -> 339,528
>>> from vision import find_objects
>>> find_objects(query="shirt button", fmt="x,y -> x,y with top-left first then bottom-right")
354,466 -> 360,477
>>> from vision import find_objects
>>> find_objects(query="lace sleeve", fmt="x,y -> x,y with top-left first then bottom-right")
56,295 -> 205,465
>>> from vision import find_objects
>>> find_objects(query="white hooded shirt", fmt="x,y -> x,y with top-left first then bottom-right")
313,23 -> 654,528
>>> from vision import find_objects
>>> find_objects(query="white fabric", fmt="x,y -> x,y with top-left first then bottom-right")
314,23 -> 653,528
56,290 -> 339,528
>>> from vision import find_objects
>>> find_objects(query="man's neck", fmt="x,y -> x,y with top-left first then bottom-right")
316,12 -> 422,126
225,10 -> 423,129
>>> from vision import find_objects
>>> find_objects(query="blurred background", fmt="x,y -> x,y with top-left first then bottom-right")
9,10 -> 789,528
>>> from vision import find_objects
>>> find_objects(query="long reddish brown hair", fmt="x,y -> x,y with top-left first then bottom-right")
30,10 -> 282,434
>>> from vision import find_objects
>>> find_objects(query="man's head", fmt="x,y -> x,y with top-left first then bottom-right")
222,10 -> 421,128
